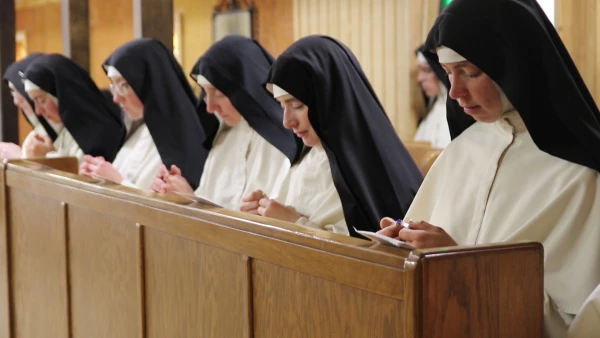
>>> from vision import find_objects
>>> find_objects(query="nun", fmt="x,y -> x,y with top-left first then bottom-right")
22,54 -> 125,163
78,60 -> 162,190
377,1 -> 600,336
101,38 -> 210,190
241,35 -> 423,237
151,35 -> 302,210
1,53 -> 59,159
413,45 -> 451,148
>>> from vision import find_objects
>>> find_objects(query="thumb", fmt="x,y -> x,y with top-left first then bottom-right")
170,165 -> 182,176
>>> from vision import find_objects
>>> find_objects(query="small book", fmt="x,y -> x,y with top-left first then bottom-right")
354,228 -> 414,250
174,192 -> 223,208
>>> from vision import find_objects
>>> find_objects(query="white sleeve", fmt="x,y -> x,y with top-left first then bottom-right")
292,185 -> 348,235
568,285 -> 600,338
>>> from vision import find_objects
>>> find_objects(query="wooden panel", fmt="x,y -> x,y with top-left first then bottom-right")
21,156 -> 79,174
556,0 -> 600,106
67,206 -> 142,338
144,227 -> 250,338
410,244 -> 544,338
133,0 -> 174,52
8,189 -> 69,337
253,259 -> 404,337
88,0 -> 133,87
5,165 -> 408,299
172,0 -> 214,84
0,165 -> 10,338
15,4 -> 63,54
254,0 -> 294,57
61,0 -> 90,71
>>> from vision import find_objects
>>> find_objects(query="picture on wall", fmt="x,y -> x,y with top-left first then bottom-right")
213,4 -> 254,42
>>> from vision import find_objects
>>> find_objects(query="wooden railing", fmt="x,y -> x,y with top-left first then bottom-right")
0,158 -> 543,338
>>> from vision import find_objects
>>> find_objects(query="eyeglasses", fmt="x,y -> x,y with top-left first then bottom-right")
109,82 -> 131,96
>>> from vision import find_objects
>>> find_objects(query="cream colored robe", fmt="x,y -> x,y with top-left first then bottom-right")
112,123 -> 161,190
271,146 -> 348,235
404,112 -> 600,338
414,93 -> 451,148
23,125 -> 84,163
568,284 -> 600,338
196,119 -> 290,210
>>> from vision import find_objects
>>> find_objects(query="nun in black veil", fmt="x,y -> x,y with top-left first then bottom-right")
101,38 -> 210,190
151,35 -> 302,210
377,1 -> 600,336
22,53 -> 126,162
1,53 -> 60,159
240,35 -> 423,237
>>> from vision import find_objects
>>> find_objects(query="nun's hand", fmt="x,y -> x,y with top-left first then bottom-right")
0,142 -> 22,159
395,220 -> 457,249
257,197 -> 301,223
150,164 -> 169,193
26,134 -> 54,157
160,165 -> 194,194
240,190 -> 267,215
377,217 -> 405,238
79,155 -> 123,183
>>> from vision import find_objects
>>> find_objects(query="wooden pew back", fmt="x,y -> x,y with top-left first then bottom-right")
0,159 -> 543,338
404,142 -> 443,175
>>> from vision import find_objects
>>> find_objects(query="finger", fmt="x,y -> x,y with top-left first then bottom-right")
33,133 -> 44,141
257,206 -> 266,216
88,163 -> 99,173
380,217 -> 396,229
240,201 -> 260,212
407,220 -> 434,231
241,192 -> 255,202
376,224 -> 403,238
170,165 -> 182,176
150,180 -> 163,193
258,197 -> 271,208
242,190 -> 265,202
397,228 -> 427,242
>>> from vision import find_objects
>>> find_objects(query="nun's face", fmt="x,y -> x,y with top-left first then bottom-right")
201,85 -> 243,127
9,85 -> 35,116
277,94 -> 321,147
27,89 -> 62,124
109,76 -> 144,120
417,63 -> 441,98
442,61 -> 502,123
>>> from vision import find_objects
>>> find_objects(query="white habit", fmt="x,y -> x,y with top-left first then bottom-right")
271,146 -> 348,235
413,92 -> 451,148
568,283 -> 600,338
404,112 -> 600,338
112,123 -> 161,190
196,118 -> 290,210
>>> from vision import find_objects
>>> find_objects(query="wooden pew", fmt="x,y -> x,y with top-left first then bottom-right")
404,141 -> 443,175
0,159 -> 544,338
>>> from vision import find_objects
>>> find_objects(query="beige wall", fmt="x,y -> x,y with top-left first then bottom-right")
172,0 -> 214,81
89,0 -> 134,88
293,0 -> 439,140
556,0 -> 600,106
